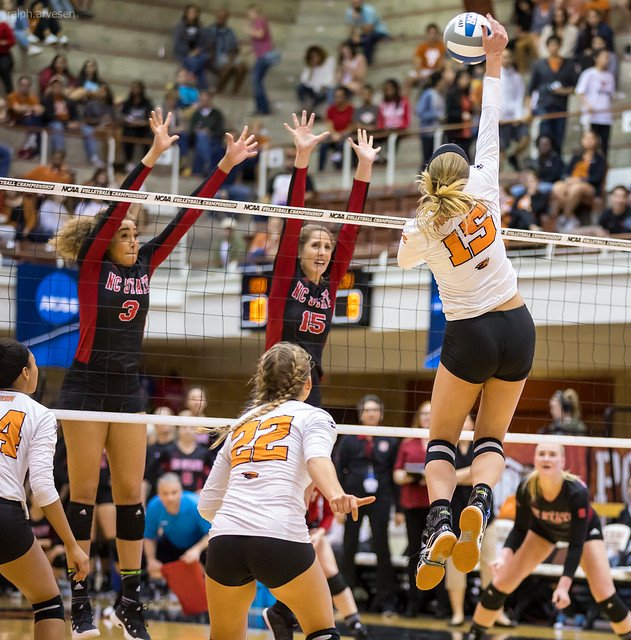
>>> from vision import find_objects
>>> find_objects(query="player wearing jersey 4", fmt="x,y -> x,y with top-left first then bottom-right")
198,342 -> 374,640
266,111 -> 379,407
51,109 -> 257,640
397,15 -> 536,591
0,338 -> 90,640
467,442 -> 631,640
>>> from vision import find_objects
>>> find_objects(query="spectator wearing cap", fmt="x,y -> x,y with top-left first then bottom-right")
345,0 -> 388,66
335,395 -> 401,615
598,186 -> 631,235
42,75 -> 101,165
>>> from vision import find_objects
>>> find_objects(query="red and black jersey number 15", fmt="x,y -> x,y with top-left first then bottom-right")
442,203 -> 497,267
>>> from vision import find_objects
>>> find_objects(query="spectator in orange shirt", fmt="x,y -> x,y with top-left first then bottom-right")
7,75 -> 45,158
404,23 -> 446,96
23,148 -> 74,184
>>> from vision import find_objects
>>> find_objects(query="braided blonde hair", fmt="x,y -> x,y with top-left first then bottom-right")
415,152 -> 486,236
204,342 -> 313,448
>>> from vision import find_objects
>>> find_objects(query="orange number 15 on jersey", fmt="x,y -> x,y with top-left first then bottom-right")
230,415 -> 292,467
442,204 -> 497,267
0,410 -> 26,459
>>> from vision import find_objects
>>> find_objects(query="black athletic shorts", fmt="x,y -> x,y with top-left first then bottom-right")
440,304 -> 536,384
0,498 -> 35,564
57,360 -> 143,413
531,511 -> 603,545
205,535 -> 315,589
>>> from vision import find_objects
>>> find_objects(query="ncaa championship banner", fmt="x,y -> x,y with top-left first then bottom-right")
16,263 -> 79,367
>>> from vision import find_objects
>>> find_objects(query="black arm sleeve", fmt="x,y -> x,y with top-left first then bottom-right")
505,481 -> 532,552
562,484 -> 590,578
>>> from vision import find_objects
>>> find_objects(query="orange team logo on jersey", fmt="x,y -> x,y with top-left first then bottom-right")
242,471 -> 260,479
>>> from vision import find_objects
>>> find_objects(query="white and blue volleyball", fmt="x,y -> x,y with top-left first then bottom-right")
443,12 -> 490,65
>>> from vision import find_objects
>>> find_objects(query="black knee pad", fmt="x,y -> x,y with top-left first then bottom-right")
480,583 -> 508,611
473,437 -> 505,460
33,595 -> 64,622
66,502 -> 94,541
425,440 -> 457,466
115,504 -> 145,541
599,594 -> 629,623
306,629 -> 340,640
327,572 -> 347,596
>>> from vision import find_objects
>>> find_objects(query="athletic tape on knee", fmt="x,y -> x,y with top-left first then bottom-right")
33,595 -> 64,622
327,572 -> 347,596
473,437 -> 505,460
305,628 -> 341,640
115,503 -> 145,541
599,594 -> 629,623
480,583 -> 508,611
67,502 -> 94,541
425,440 -> 457,466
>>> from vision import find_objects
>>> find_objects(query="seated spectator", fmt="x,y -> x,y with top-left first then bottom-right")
578,34 -> 618,77
404,23 -> 445,96
173,2 -> 210,89
345,0 -> 388,65
189,89 -> 225,177
212,217 -> 246,268
0,0 -> 42,56
539,7 -> 579,59
246,216 -> 282,264
354,83 -> 378,132
511,0 -> 535,72
598,185 -> 631,234
206,8 -> 247,95
75,167 -> 111,217
377,78 -> 410,134
538,388 -> 587,435
526,134 -> 565,191
144,474 -> 210,582
319,86 -> 354,171
336,42 -> 367,97
513,0 -> 553,72
144,407 -> 177,502
43,75 -> 101,166
120,80 -> 153,170
158,421 -> 215,493
575,8 -> 614,57
417,71 -> 447,170
24,147 -> 73,183
575,49 -> 615,155
0,15 -> 15,94
28,0 -> 69,45
7,75 -> 44,158
174,67 -> 200,112
550,130 -> 607,229
500,49 -> 528,170
34,193 -> 69,241
297,45 -> 335,113
525,35 -> 578,152
506,170 -> 548,228
445,68 -> 474,158
38,53 -> 75,96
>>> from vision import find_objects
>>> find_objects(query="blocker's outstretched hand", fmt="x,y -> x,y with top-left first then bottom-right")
223,125 -> 259,168
348,128 -> 381,164
284,110 -> 329,155
149,108 -> 179,154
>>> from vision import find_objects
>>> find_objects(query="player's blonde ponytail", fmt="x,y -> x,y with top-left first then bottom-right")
203,342 -> 313,448
415,151 -> 485,235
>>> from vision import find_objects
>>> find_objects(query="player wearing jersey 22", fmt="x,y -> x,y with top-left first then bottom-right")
397,16 -> 536,591
198,342 -> 374,640
467,443 -> 631,640
51,110 -> 257,640
0,338 -> 89,640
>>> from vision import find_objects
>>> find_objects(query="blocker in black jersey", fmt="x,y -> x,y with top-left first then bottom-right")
505,475 -> 602,579
58,162 -> 228,412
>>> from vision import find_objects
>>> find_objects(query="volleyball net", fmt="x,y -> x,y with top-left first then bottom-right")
1,176 -> 631,503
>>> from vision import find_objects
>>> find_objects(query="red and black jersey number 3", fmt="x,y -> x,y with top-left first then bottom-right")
230,415 -> 293,467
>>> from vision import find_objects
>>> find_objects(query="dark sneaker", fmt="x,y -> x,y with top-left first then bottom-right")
110,602 -> 150,640
262,606 -> 294,640
452,485 -> 492,574
350,619 -> 369,639
71,602 -> 100,639
416,504 -> 456,591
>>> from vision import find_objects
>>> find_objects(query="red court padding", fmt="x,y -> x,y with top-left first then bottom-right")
161,560 -> 207,615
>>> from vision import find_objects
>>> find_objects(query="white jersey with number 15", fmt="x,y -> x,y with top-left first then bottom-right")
397,77 -> 517,321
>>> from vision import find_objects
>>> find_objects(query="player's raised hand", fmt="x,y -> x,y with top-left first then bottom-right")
283,110 -> 329,155
482,14 -> 508,58
349,128 -> 381,164
224,125 -> 259,167
149,108 -> 179,153
329,493 -> 376,521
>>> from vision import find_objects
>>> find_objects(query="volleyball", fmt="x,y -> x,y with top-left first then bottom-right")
443,12 -> 491,65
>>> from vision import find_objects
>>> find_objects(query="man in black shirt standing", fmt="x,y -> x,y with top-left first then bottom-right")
525,35 -> 577,151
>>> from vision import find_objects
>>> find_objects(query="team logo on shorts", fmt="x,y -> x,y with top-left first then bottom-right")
242,471 -> 259,479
